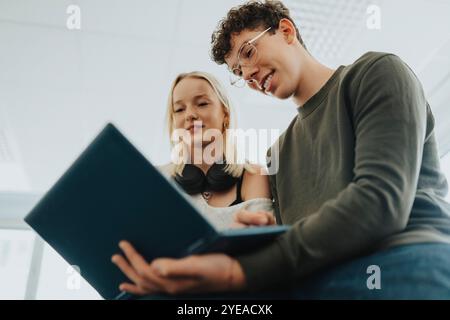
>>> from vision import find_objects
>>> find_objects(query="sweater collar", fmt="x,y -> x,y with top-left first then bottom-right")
297,65 -> 345,119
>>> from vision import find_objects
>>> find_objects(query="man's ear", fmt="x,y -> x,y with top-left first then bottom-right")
278,18 -> 296,44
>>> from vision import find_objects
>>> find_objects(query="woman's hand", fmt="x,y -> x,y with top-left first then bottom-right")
231,209 -> 276,228
111,241 -> 246,296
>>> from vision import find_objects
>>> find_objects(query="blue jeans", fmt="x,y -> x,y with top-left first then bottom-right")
291,242 -> 450,299
140,243 -> 450,300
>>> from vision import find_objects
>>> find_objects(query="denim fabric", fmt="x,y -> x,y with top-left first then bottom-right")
138,243 -> 450,300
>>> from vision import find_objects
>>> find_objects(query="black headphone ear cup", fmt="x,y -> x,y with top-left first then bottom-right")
206,163 -> 239,192
174,164 -> 205,195
174,162 -> 240,195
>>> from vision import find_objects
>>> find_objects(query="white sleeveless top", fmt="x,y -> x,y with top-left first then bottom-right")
158,164 -> 274,230
189,195 -> 274,230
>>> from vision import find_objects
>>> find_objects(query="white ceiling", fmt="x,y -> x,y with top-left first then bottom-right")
0,0 -> 449,193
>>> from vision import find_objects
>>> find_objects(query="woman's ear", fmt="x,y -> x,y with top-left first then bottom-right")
278,18 -> 296,44
223,117 -> 229,130
222,107 -> 230,130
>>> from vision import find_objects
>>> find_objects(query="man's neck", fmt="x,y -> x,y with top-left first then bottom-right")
293,53 -> 336,107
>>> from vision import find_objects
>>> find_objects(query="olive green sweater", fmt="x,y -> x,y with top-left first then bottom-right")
236,52 -> 450,291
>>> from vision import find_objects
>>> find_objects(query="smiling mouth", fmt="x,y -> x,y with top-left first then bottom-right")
187,125 -> 204,133
260,71 -> 275,93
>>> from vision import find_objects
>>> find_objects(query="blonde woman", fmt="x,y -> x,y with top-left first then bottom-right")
159,71 -> 275,229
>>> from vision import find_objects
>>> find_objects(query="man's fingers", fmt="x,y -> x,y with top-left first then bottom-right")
116,241 -> 168,290
112,254 -> 143,285
119,282 -> 155,295
162,278 -> 204,295
119,241 -> 149,276
119,276 -> 201,296
151,257 -> 203,279
113,253 -> 166,292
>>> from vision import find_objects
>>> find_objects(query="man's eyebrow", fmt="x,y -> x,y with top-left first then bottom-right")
173,94 -> 209,106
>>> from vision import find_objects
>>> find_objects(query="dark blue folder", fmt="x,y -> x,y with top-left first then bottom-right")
24,123 -> 289,300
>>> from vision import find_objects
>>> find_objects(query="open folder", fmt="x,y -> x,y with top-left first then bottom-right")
24,123 -> 289,300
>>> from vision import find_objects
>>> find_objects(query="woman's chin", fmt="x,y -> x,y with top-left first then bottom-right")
186,136 -> 219,148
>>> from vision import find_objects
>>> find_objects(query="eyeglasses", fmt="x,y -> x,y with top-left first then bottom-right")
229,27 -> 271,88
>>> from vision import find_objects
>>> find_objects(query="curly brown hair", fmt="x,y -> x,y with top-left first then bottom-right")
210,0 -> 306,65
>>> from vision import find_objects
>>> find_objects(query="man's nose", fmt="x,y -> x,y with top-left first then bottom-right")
242,64 -> 259,83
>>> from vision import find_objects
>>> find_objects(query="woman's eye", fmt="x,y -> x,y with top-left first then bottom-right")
198,102 -> 209,107
174,109 -> 184,113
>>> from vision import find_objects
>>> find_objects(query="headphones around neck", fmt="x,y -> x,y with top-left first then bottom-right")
174,162 -> 240,195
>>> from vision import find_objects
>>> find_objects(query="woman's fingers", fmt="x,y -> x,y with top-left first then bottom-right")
265,212 -> 276,225
230,221 -> 248,229
234,210 -> 273,226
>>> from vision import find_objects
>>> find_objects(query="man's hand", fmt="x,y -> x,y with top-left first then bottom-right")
232,209 -> 276,228
111,241 -> 246,296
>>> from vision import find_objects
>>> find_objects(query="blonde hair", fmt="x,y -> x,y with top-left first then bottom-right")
165,71 -> 255,177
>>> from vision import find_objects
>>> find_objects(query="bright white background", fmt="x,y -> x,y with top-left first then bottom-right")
1,0 -> 449,299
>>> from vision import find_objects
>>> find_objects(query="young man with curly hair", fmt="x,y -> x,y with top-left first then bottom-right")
113,1 -> 450,299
